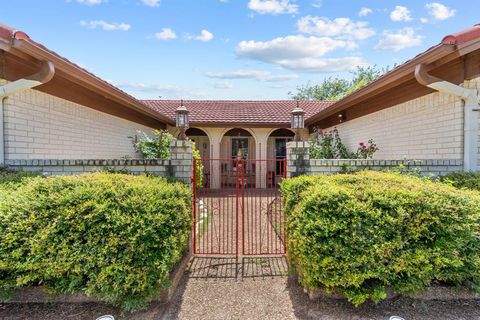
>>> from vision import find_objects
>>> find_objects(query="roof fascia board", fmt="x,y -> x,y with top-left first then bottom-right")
11,39 -> 175,126
305,44 -> 456,125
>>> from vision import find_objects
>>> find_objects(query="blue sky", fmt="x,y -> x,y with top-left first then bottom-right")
3,0 -> 478,100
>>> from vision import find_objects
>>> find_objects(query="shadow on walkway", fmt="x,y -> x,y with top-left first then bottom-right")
164,256 -> 480,320
187,256 -> 288,280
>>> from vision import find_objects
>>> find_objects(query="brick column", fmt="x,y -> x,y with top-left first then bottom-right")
286,141 -> 311,178
169,140 -> 193,185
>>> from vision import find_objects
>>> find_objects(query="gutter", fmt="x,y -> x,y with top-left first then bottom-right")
0,61 -> 54,98
305,44 -> 456,126
12,37 -> 175,126
305,28 -> 480,127
0,61 -> 55,163
415,63 -> 480,172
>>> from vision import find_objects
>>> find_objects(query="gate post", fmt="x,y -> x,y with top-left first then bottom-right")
286,141 -> 311,178
169,140 -> 193,185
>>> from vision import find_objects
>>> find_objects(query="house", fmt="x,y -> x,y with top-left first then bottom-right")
1,22 -> 480,187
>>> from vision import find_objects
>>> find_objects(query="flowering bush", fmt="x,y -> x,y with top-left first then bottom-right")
310,128 -> 354,159
131,129 -> 175,159
310,128 -> 378,159
355,139 -> 378,159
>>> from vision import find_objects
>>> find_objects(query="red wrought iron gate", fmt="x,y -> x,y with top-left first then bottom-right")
192,158 -> 287,256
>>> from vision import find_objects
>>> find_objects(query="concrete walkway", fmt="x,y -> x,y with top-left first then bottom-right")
162,256 -> 480,320
163,256 -> 295,320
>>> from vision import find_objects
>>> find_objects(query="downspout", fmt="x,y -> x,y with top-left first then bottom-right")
0,61 -> 55,98
0,97 -> 5,164
0,61 -> 55,163
415,63 -> 480,172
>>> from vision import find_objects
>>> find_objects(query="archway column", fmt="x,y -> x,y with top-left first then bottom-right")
202,127 -> 223,189
251,128 -> 270,189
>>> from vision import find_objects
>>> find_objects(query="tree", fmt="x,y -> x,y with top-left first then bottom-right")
289,65 -> 390,101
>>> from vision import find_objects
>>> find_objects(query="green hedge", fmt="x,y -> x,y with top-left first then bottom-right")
0,173 -> 191,311
282,171 -> 480,306
440,172 -> 480,191
0,168 -> 40,190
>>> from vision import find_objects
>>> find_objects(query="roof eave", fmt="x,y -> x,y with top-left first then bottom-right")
4,36 -> 174,126
305,43 -> 457,126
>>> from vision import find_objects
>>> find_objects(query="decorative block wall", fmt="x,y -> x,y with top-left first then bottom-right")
286,141 -> 463,178
6,141 -> 193,184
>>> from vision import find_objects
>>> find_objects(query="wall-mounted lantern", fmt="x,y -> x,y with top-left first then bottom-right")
291,101 -> 305,142
338,111 -> 347,123
176,100 -> 189,140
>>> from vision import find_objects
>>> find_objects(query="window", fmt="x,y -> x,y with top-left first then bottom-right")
231,138 -> 249,160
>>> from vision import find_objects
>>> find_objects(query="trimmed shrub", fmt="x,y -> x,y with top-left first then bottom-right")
0,168 -> 40,189
282,171 -> 480,306
0,173 -> 191,311
440,172 -> 480,192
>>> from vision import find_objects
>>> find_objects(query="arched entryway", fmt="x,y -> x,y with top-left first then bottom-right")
266,128 -> 295,187
185,128 -> 211,158
185,128 -> 210,187
219,128 -> 257,187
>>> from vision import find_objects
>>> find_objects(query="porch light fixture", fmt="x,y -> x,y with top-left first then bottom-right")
291,101 -> 305,142
176,100 -> 189,140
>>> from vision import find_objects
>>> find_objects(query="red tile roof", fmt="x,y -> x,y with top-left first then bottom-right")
442,24 -> 480,45
142,100 -> 334,125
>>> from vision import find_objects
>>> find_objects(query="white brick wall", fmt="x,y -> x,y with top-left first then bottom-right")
327,79 -> 480,161
1,81 -> 156,160
462,78 -> 480,167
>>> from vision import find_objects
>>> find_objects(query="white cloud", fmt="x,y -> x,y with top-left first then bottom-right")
375,28 -> 423,51
312,0 -> 322,8
273,57 -> 366,72
213,82 -> 233,89
76,0 -> 105,4
236,35 -> 364,72
420,17 -> 429,23
205,70 -> 298,82
390,5 -> 412,22
358,7 -> 372,17
237,35 -> 356,61
197,30 -> 214,42
248,0 -> 298,15
426,3 -> 455,20
113,81 -> 206,99
80,20 -> 131,31
154,28 -> 176,40
297,16 -> 375,40
141,0 -> 160,7
186,30 -> 214,42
